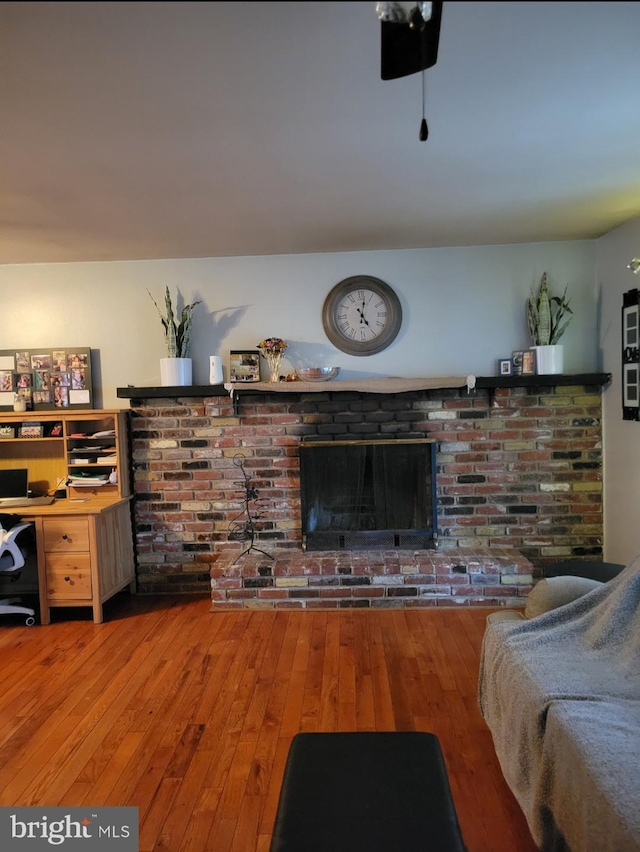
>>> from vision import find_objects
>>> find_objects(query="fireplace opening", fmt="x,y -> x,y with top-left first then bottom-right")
299,439 -> 437,551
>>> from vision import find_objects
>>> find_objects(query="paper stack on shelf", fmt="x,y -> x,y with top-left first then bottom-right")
68,472 -> 109,487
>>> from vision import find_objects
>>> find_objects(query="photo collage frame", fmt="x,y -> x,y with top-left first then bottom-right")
0,347 -> 93,411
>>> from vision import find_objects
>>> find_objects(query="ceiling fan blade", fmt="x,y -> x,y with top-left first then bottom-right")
381,1 -> 443,81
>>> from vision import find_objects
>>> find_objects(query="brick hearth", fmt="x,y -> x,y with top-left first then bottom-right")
124,377 -> 606,606
210,546 -> 533,610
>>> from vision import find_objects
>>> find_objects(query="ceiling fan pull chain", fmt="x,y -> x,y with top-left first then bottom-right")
419,69 -> 428,141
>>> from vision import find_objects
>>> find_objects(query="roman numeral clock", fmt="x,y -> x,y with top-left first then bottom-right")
322,276 -> 403,356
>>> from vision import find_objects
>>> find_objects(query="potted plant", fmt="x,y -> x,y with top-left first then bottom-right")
149,286 -> 201,386
527,273 -> 573,374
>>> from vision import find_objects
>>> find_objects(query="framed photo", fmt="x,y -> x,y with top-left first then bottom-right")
522,350 -> 536,375
498,359 -> 512,376
15,352 -> 30,372
623,302 -> 639,351
19,423 -> 43,438
623,364 -> 639,409
511,350 -> 524,376
229,350 -> 260,383
0,370 -> 14,393
31,354 -> 52,371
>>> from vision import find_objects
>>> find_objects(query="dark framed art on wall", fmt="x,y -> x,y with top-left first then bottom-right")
622,289 -> 639,421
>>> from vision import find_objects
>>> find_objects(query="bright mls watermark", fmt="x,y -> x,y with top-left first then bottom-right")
0,807 -> 138,850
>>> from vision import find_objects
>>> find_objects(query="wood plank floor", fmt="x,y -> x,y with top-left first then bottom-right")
0,595 -> 538,851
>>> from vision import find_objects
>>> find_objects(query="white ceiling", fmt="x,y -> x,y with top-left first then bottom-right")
3,1 -> 640,265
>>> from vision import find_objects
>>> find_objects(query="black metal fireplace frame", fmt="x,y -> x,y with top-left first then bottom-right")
299,438 -> 438,552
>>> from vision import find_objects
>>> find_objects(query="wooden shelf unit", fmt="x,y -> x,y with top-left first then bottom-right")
0,409 -> 131,499
0,409 -> 135,624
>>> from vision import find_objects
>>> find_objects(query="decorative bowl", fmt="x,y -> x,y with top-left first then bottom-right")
295,367 -> 340,382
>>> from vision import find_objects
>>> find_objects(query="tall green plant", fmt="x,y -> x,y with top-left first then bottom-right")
527,273 -> 573,346
148,286 -> 201,357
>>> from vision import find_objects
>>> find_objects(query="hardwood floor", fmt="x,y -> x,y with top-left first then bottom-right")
0,595 -> 538,851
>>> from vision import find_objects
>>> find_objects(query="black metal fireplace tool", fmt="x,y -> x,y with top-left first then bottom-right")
228,452 -> 274,563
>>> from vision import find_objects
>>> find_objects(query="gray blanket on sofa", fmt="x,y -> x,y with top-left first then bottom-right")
478,555 -> 640,851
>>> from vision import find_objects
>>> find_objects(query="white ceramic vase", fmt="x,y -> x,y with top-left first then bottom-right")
160,357 -> 193,387
532,344 -> 563,375
209,355 -> 224,384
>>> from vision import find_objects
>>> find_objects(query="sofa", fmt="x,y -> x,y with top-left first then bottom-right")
478,556 -> 640,851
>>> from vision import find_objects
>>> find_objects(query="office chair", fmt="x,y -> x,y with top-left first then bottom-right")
0,520 -> 36,625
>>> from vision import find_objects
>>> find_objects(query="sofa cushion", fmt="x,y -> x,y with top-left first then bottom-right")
541,699 -> 640,851
524,575 -> 603,619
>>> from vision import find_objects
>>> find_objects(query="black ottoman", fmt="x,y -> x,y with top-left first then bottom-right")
270,732 -> 466,852
542,560 -> 625,583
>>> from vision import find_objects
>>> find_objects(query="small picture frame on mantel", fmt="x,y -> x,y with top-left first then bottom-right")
229,350 -> 260,383
498,359 -> 512,376
521,350 -> 536,375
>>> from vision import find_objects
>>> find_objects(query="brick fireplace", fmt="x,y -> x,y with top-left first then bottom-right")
123,375 -> 608,609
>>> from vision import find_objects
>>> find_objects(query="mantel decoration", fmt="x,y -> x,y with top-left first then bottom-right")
257,337 -> 288,383
527,272 -> 573,375
149,286 -> 201,386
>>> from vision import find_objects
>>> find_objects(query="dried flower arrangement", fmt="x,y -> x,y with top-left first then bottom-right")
257,338 -> 288,382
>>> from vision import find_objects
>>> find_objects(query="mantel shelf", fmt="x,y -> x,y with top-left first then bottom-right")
117,384 -> 227,398
473,372 -> 611,389
117,373 -> 612,401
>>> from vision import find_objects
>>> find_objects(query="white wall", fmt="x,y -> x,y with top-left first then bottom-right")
0,240 -> 596,409
597,216 -> 640,565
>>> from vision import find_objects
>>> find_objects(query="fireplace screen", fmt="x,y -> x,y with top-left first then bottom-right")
299,439 -> 437,551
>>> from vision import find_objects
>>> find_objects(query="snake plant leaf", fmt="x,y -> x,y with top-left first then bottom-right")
536,273 -> 551,345
550,318 -> 572,345
527,297 -> 539,342
527,273 -> 573,346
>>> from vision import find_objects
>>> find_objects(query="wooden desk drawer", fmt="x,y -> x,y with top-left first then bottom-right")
45,554 -> 92,599
43,518 -> 90,552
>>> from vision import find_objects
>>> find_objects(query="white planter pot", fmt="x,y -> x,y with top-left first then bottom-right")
160,357 -> 193,387
532,345 -> 563,375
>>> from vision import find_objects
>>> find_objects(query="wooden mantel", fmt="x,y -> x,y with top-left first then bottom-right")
117,373 -> 611,400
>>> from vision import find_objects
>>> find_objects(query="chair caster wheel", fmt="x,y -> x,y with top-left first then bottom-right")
25,616 -> 35,626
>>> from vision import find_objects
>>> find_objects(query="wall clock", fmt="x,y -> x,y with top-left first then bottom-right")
322,276 -> 403,356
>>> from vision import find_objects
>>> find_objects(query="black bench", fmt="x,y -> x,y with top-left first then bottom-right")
270,732 -> 466,851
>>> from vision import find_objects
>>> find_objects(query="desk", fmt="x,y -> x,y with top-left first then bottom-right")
20,497 -> 135,624
0,409 -> 135,623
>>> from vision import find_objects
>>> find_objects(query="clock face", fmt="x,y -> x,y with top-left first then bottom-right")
322,276 -> 402,356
